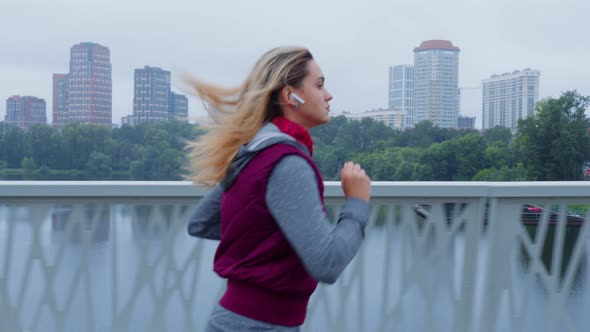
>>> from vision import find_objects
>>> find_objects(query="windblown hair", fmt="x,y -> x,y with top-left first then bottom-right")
186,47 -> 313,186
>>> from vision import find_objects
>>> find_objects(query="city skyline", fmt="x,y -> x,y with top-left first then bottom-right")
2,39 -> 547,131
1,0 -> 589,129
4,42 -> 190,128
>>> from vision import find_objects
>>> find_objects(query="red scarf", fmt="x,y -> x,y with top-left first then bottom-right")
271,117 -> 314,156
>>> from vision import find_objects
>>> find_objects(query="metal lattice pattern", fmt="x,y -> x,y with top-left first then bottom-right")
305,199 -> 488,332
0,196 -> 589,332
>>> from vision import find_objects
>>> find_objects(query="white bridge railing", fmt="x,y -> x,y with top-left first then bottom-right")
1,181 -> 589,332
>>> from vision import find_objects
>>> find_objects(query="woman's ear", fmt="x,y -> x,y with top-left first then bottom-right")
281,86 -> 298,108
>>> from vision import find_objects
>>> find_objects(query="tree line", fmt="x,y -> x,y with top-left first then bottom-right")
312,90 -> 590,181
1,91 -> 588,181
0,121 -> 203,180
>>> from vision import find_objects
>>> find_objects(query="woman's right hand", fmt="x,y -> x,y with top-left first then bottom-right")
340,161 -> 371,202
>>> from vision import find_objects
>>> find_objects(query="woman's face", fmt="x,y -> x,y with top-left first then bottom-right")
288,60 -> 333,129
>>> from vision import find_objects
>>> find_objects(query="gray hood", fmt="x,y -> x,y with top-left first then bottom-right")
219,123 -> 309,190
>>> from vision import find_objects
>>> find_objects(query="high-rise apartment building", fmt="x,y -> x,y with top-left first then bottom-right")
66,42 -> 112,126
133,66 -> 171,123
481,69 -> 540,130
413,40 -> 460,128
458,115 -> 476,129
4,96 -> 47,129
169,92 -> 189,122
389,65 -> 414,128
130,66 -> 189,124
52,73 -> 69,128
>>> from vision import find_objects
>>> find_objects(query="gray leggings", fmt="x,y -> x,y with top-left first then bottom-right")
205,304 -> 301,332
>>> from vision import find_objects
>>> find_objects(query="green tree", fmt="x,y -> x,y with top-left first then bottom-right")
472,165 -> 527,181
395,162 -> 414,180
61,123 -> 112,170
137,127 -> 184,180
396,120 -> 437,147
484,143 -> 513,169
129,160 -> 146,180
313,145 -> 348,180
21,157 -> 37,180
0,160 -> 7,179
1,126 -> 26,168
451,134 -> 488,180
483,126 -> 512,145
310,115 -> 350,145
418,133 -> 488,181
413,164 -> 435,181
395,120 -> 470,148
514,91 -> 590,180
25,125 -> 62,168
86,152 -> 112,180
38,165 -> 50,180
332,117 -> 394,154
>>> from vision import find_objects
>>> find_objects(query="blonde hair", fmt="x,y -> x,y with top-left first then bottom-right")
186,47 -> 314,186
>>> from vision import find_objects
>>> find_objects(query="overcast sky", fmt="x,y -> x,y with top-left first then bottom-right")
1,0 -> 588,128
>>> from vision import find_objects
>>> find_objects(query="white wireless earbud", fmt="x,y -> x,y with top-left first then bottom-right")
290,93 -> 305,105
